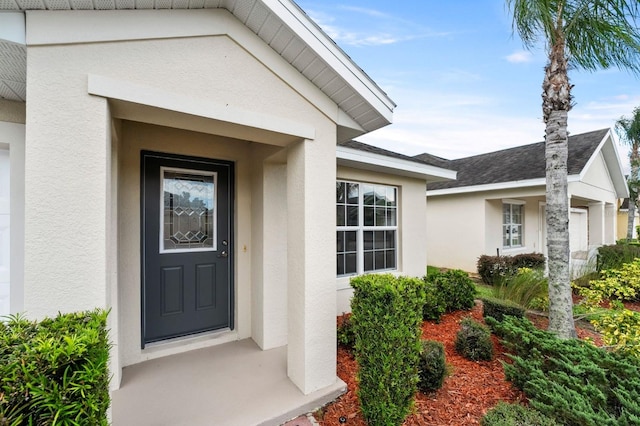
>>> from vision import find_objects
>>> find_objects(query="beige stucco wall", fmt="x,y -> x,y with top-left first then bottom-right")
335,166 -> 428,313
0,100 -> 25,124
427,188 -> 546,272
23,9 -> 339,394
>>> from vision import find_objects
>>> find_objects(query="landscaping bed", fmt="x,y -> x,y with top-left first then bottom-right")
316,302 -> 603,425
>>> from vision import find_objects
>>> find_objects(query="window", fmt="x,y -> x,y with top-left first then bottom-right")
337,181 -> 397,276
503,202 -> 524,248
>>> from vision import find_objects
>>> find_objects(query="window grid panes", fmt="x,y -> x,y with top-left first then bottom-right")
503,203 -> 523,248
337,180 -> 398,277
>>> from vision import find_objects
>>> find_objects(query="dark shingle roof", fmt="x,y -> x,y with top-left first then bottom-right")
338,140 -> 452,168
425,128 -> 609,191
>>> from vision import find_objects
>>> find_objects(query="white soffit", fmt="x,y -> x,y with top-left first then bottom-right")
337,146 -> 456,183
0,0 -> 395,137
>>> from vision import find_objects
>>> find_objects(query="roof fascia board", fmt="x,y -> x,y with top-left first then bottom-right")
337,146 -> 456,181
264,0 -> 395,119
425,177 -> 579,196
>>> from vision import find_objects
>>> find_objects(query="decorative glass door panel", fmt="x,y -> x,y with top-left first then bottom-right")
161,168 -> 216,253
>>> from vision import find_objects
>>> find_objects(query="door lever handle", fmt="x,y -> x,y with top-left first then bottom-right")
218,250 -> 228,258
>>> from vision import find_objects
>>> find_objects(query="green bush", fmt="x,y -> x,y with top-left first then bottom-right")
488,315 -> 640,425
350,274 -> 426,426
336,313 -> 355,349
477,253 -> 545,285
481,297 -> 525,324
454,317 -> 493,361
425,269 -> 476,313
597,244 -> 640,272
481,402 -> 556,426
0,309 -> 110,425
578,259 -> 640,307
422,279 -> 447,322
590,308 -> 640,357
417,340 -> 447,393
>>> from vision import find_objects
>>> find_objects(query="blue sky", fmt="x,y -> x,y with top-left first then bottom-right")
295,0 -> 640,164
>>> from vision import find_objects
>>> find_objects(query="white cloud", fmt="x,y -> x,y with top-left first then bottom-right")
505,50 -> 534,63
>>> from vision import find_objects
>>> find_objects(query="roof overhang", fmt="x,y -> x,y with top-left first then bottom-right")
337,146 -> 456,183
0,1 -> 395,139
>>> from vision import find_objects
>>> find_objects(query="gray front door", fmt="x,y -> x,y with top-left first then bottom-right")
141,151 -> 234,346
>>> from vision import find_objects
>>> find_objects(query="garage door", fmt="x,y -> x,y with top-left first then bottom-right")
570,209 -> 588,253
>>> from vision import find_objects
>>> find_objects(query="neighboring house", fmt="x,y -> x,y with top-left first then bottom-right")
617,197 -> 640,240
0,3 -> 453,425
421,129 -> 629,274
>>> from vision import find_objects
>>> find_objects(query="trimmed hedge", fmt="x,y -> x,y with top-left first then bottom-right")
454,317 -> 493,361
424,269 -> 476,314
597,243 -> 640,272
351,274 -> 426,426
422,279 -> 447,322
481,402 -> 556,426
0,309 -> 110,425
488,316 -> 640,425
477,253 -> 545,285
480,297 -> 525,324
417,340 -> 447,393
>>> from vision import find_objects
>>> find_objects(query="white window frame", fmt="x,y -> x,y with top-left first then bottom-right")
502,199 -> 525,249
337,180 -> 398,277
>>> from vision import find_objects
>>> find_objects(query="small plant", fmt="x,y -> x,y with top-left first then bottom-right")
590,308 -> 640,357
454,317 -> 493,361
425,269 -> 476,313
350,274 -> 426,426
481,402 -> 557,426
417,340 -> 447,393
337,313 -> 355,349
422,280 -> 447,322
492,267 -> 548,309
481,297 -> 525,324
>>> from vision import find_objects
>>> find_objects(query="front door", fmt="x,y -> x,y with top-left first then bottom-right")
141,151 -> 234,346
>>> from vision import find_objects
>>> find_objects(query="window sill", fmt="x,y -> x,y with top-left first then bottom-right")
501,247 -> 529,255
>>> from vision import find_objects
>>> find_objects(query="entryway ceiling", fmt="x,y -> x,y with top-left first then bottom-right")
0,0 -> 395,135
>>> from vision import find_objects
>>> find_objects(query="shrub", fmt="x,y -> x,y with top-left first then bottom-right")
477,253 -> 545,285
481,402 -> 557,426
488,315 -> 640,425
492,267 -> 548,309
597,244 -> 640,272
425,269 -> 476,313
481,297 -> 525,324
350,274 -> 426,426
590,308 -> 640,357
0,310 -> 110,425
417,340 -> 447,393
422,279 -> 447,322
337,313 -> 355,349
578,259 -> 640,308
454,317 -> 493,361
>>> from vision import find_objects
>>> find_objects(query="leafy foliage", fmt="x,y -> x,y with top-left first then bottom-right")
422,279 -> 447,322
350,274 -> 426,426
492,267 -> 548,309
417,340 -> 447,393
424,269 -> 476,313
0,310 -> 111,425
454,317 -> 493,361
481,402 -> 556,426
336,313 -> 355,349
477,254 -> 545,285
488,315 -> 640,425
597,244 -> 640,272
480,297 -> 525,325
591,308 -> 640,357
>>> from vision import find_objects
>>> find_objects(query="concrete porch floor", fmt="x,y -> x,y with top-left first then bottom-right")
111,339 -> 346,426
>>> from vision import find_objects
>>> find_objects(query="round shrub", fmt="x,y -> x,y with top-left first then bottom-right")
425,269 -> 476,313
455,317 -> 494,361
418,340 -> 447,393
481,402 -> 556,426
422,280 -> 447,322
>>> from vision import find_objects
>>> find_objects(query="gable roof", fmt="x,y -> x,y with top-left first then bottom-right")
423,128 -> 612,191
0,2 -> 394,139
337,140 -> 456,183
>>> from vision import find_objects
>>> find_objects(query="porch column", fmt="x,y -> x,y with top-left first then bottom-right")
286,138 -> 336,395
588,202 -> 605,248
605,203 -> 616,244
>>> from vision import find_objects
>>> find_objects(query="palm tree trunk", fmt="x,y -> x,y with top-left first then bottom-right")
629,146 -> 639,240
542,39 -> 577,339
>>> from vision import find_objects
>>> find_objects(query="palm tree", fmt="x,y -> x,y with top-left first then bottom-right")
616,107 -> 640,240
507,0 -> 640,338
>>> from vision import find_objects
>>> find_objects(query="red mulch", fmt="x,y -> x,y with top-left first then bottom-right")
316,302 -> 604,426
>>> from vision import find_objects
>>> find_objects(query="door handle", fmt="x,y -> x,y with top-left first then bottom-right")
218,250 -> 228,258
